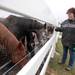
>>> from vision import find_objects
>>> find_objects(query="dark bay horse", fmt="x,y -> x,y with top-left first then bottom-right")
0,15 -> 54,57
0,15 -> 46,57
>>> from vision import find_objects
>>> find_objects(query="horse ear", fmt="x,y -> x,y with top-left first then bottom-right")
17,41 -> 22,49
44,23 -> 46,29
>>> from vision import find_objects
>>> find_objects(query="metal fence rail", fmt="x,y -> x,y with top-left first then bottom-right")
17,31 -> 59,75
0,3 -> 59,75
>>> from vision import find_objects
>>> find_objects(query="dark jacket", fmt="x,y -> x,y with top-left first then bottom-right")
55,19 -> 75,47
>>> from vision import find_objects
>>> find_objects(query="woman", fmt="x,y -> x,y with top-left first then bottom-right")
55,7 -> 75,71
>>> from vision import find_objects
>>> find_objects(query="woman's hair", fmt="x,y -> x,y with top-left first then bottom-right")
66,7 -> 75,17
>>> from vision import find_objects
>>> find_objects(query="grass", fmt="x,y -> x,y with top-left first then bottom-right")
46,39 -> 75,75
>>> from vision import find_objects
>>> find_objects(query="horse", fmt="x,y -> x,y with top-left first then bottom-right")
0,15 -> 45,57
0,15 -> 54,57
0,22 -> 28,67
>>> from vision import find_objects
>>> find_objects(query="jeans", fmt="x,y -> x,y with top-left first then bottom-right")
61,46 -> 75,68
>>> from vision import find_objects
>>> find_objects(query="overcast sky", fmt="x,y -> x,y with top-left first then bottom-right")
0,0 -> 75,23
45,0 -> 75,22
0,0 -> 57,25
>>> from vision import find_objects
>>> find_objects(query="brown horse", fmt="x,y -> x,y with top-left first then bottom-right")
0,22 -> 28,68
0,15 -> 54,57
